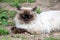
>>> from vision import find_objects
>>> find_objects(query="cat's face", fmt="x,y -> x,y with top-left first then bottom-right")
17,7 -> 37,24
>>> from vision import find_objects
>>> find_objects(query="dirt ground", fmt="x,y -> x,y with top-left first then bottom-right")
0,0 -> 60,40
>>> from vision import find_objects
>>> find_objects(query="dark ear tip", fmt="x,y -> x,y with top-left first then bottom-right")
17,6 -> 21,10
34,7 -> 37,8
32,7 -> 37,11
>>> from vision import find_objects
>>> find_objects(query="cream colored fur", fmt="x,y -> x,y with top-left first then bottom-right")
14,7 -> 60,34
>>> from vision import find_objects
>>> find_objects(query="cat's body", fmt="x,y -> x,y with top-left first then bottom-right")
14,7 -> 60,34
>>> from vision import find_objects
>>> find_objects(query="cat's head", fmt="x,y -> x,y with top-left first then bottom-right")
16,6 -> 37,24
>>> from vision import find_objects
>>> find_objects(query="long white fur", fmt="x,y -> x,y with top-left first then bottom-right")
14,7 -> 60,34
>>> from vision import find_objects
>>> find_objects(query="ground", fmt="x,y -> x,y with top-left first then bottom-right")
0,0 -> 60,40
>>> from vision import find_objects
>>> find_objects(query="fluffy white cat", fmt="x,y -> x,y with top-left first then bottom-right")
14,7 -> 60,34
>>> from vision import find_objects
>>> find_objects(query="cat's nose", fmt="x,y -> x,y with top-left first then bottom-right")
25,18 -> 29,21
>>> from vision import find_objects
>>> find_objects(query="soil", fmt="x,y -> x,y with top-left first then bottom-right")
0,0 -> 60,40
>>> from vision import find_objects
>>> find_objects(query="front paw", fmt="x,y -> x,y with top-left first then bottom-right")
11,27 -> 27,34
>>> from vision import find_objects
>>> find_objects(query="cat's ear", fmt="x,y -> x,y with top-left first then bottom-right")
17,6 -> 22,10
32,7 -> 37,11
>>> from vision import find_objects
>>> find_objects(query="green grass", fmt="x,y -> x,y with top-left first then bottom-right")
0,0 -> 35,7
10,3 -> 20,7
0,9 -> 8,26
0,0 -> 35,3
0,26 -> 9,35
28,0 -> 35,3
0,0 -> 26,3
0,8 -> 16,26
35,8 -> 41,14
44,37 -> 60,40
